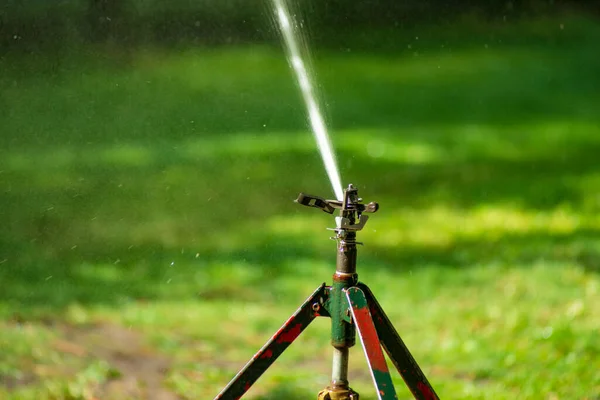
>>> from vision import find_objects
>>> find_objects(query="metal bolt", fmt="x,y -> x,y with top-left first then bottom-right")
312,303 -> 321,312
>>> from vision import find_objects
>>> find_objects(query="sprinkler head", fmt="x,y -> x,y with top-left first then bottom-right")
295,184 -> 378,232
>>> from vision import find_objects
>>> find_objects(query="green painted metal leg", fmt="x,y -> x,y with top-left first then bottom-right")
357,283 -> 439,400
214,284 -> 329,400
346,287 -> 398,400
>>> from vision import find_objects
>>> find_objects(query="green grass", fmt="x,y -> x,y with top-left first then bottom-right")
1,15 -> 600,399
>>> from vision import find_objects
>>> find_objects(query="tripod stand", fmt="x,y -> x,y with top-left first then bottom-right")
215,185 -> 439,400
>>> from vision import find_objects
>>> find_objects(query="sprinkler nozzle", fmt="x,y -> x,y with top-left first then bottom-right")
295,185 -> 378,232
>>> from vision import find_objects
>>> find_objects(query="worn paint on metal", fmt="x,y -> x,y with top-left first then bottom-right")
357,282 -> 440,400
214,284 -> 329,400
417,381 -> 437,400
260,349 -> 273,359
330,278 -> 355,347
276,323 -> 303,344
346,286 -> 398,400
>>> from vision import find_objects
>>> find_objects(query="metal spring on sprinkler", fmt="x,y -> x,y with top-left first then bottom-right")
331,227 -> 362,246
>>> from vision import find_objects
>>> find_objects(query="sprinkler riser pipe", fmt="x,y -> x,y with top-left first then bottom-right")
336,247 -> 357,275
331,347 -> 350,388
330,231 -> 357,348
330,277 -> 356,348
336,231 -> 357,273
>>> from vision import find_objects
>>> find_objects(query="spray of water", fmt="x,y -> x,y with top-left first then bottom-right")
273,0 -> 344,201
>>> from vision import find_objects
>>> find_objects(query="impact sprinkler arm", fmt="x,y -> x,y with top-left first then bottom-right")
296,184 -> 379,234
215,184 -> 439,400
295,187 -> 379,217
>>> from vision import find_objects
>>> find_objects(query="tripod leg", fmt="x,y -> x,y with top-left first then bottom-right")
357,283 -> 439,400
346,287 -> 398,400
214,283 -> 329,400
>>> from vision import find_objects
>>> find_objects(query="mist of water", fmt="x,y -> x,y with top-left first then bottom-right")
273,0 -> 344,201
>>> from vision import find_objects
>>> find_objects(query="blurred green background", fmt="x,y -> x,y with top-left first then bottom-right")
1,1 -> 600,399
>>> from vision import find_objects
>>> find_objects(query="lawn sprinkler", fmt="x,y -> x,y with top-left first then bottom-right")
215,184 -> 439,400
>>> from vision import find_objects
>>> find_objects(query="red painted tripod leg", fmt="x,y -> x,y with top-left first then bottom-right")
214,284 -> 329,400
346,287 -> 398,400
357,283 -> 439,400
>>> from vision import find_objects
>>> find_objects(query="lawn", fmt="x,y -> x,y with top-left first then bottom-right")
1,14 -> 600,399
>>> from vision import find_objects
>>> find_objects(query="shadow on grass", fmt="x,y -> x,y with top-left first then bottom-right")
2,20 -> 600,315
1,125 -> 600,312
1,19 -> 600,151
1,221 -> 599,315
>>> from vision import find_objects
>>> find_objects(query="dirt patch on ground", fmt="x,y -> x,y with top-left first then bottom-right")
56,322 -> 180,400
0,372 -> 38,390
